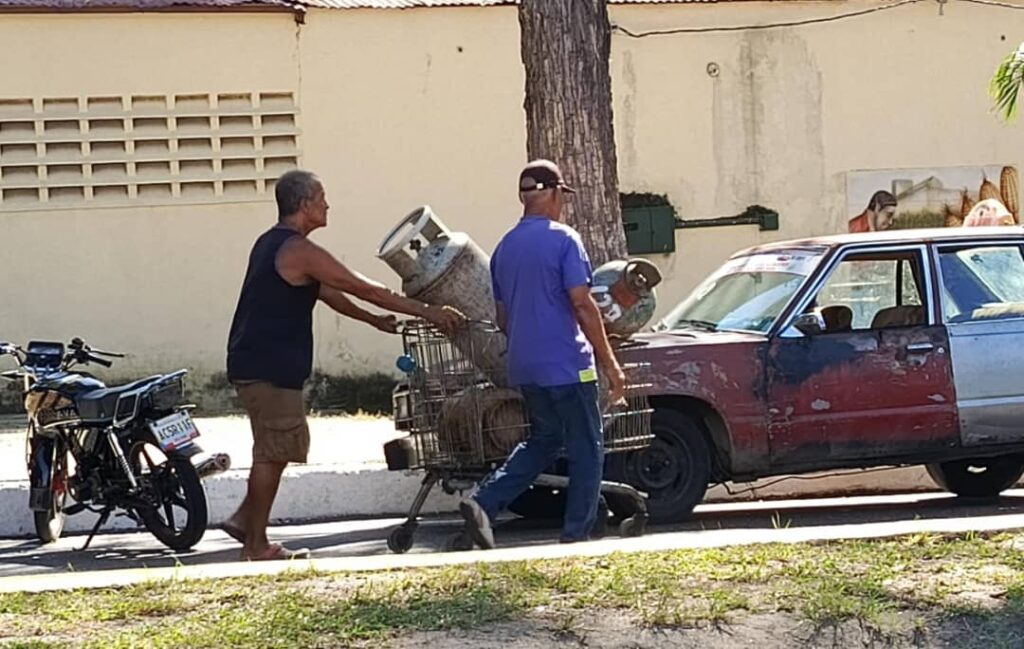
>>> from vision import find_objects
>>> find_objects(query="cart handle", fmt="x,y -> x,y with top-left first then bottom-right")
397,318 -> 501,334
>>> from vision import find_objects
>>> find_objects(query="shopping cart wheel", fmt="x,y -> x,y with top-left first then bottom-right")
618,513 -> 647,538
445,529 -> 474,552
604,491 -> 639,523
387,524 -> 416,554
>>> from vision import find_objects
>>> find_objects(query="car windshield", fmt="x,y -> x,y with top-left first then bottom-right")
657,251 -> 823,333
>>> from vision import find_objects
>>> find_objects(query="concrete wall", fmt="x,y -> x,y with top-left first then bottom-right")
2,1 -> 1024,408
610,0 -> 1024,310
0,13 -> 300,409
298,7 -> 526,377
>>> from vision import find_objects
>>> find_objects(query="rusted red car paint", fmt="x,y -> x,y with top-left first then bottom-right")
618,332 -> 768,477
618,322 -> 960,480
763,324 -> 958,471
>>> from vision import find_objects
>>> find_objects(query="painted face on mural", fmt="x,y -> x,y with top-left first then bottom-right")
871,204 -> 896,231
964,198 -> 1014,227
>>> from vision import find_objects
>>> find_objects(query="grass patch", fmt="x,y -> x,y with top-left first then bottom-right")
1,532 -> 1023,647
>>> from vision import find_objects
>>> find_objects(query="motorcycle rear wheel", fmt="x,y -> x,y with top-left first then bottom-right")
129,441 -> 207,552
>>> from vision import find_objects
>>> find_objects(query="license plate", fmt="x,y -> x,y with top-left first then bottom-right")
150,411 -> 200,451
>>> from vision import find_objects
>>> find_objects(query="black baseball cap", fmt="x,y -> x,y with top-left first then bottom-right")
518,160 -> 576,194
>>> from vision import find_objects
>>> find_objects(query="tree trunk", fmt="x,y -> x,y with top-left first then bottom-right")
519,0 -> 626,267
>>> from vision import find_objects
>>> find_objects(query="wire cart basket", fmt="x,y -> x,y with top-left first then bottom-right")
385,319 -> 654,554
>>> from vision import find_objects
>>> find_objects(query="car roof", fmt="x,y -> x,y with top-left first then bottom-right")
734,226 -> 1024,258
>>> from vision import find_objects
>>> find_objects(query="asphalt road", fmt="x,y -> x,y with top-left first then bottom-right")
2,490 -> 1023,581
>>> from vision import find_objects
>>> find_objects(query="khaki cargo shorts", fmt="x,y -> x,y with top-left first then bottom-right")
234,382 -> 310,464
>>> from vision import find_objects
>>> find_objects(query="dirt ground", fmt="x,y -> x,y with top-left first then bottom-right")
389,610 -> 1023,649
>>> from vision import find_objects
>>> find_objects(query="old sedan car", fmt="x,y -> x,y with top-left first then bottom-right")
605,226 -> 1024,523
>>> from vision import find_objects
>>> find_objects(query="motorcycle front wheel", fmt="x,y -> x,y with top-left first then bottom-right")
129,441 -> 208,552
30,437 -> 68,544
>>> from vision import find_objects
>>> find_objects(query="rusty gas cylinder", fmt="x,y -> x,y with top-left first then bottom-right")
590,258 -> 663,338
377,206 -> 508,386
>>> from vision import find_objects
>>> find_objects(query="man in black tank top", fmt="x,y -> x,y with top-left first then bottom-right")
224,169 -> 465,561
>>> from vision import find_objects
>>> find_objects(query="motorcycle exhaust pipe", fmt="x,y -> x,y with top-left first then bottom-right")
195,453 -> 232,479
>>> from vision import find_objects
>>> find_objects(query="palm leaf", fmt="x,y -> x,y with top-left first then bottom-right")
990,43 -> 1024,122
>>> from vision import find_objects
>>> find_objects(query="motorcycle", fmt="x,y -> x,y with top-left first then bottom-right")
0,337 -> 230,551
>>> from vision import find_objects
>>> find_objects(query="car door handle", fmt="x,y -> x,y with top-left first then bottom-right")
905,343 -> 935,354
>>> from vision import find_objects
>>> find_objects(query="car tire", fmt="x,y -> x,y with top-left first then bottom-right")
926,456 -> 1024,498
606,408 -> 711,524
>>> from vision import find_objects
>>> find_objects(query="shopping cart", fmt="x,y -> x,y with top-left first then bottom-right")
385,319 -> 653,554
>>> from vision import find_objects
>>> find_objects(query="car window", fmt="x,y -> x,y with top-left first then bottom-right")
900,259 -> 923,307
808,251 -> 926,332
938,245 -> 1024,323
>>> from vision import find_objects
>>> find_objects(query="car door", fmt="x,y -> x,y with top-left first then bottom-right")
765,245 -> 959,470
936,240 -> 1024,446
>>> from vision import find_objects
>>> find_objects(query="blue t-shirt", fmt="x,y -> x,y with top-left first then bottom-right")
491,216 -> 596,387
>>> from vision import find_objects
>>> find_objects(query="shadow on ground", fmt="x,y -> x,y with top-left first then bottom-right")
1,493 -> 1023,577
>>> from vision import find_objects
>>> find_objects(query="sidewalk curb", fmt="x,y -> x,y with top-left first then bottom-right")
0,466 -> 464,538
0,464 -> 948,538
3,502 -> 1023,594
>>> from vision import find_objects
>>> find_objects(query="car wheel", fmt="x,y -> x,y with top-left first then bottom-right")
606,408 -> 711,524
926,456 -> 1024,498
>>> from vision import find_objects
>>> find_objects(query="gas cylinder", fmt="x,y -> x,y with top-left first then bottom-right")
590,258 -> 663,338
377,206 -> 508,385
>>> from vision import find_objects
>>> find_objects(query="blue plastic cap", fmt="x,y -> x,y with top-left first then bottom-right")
396,355 -> 417,374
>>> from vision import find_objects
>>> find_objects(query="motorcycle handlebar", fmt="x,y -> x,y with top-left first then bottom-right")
69,337 -> 124,360
92,349 -> 125,359
1,338 -> 122,369
87,354 -> 113,368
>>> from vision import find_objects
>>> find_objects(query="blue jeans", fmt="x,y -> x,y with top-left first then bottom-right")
473,382 -> 603,540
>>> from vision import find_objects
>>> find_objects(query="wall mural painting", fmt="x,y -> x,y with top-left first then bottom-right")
845,165 -> 1020,233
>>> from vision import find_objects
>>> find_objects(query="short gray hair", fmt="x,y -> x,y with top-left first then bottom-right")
275,169 -> 320,220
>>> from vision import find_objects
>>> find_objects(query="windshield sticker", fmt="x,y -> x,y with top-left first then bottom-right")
722,253 -> 820,276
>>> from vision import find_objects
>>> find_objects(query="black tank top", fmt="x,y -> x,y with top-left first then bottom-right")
227,225 -> 320,389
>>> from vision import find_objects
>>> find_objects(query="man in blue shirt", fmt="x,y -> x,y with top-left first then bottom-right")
460,160 -> 626,548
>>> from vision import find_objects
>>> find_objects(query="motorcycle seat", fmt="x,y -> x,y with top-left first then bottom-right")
76,375 -> 164,422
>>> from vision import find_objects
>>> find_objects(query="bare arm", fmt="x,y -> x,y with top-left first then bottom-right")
279,237 -> 464,331
319,286 -> 397,333
568,285 -> 625,404
290,238 -> 426,316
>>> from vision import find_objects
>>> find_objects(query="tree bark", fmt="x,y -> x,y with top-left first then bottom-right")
519,0 -> 626,267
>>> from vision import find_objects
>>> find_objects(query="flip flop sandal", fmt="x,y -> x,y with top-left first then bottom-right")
242,543 -> 311,562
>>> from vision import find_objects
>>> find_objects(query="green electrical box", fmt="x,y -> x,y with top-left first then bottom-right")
622,205 -> 676,255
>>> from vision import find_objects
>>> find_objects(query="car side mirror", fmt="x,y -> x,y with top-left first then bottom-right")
793,312 -> 826,336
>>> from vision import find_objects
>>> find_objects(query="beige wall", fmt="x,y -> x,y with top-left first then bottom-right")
297,7 -> 525,374
3,1 -> 1024,397
0,13 -> 298,383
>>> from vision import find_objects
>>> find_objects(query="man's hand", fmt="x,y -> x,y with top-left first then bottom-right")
373,314 -> 400,334
426,305 -> 468,335
605,360 -> 627,408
